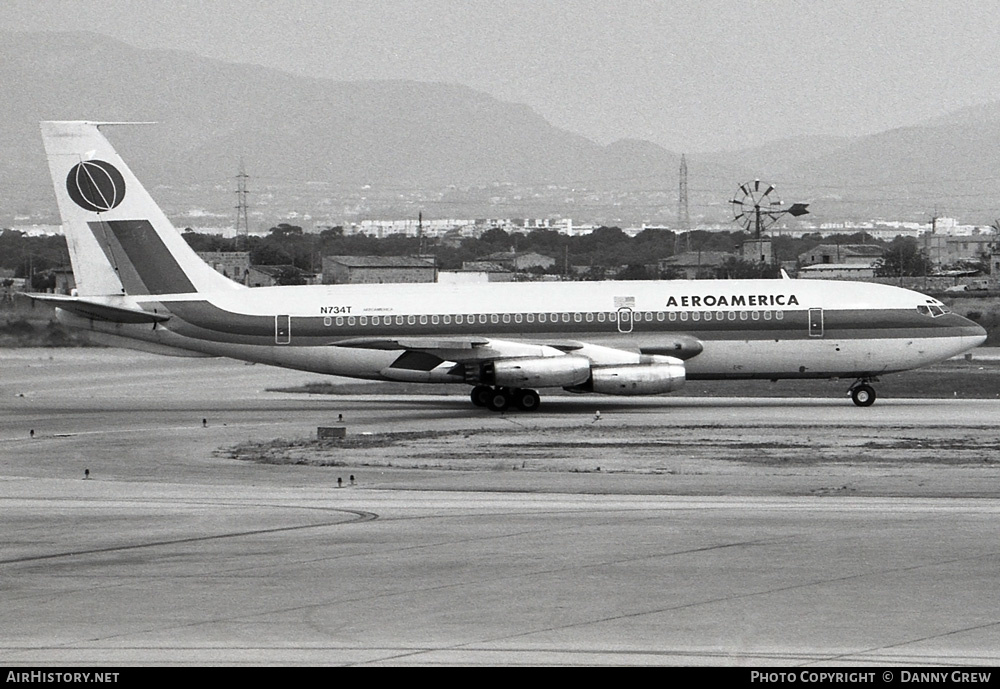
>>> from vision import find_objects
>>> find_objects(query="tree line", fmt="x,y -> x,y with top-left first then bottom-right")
181,224 -> 925,280
1,224 -> 946,289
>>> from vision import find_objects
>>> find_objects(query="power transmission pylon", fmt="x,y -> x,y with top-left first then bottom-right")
418,211 -> 424,256
678,153 -> 690,233
235,158 -> 250,251
677,153 -> 691,251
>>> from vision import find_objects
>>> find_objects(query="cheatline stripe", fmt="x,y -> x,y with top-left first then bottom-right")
149,300 -> 980,345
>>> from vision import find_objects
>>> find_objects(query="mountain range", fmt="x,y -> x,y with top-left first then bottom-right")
2,30 -> 999,226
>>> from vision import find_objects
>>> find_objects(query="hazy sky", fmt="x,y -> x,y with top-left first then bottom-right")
4,0 -> 1000,152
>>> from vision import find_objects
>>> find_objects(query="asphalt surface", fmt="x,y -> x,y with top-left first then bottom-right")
2,349 -> 999,666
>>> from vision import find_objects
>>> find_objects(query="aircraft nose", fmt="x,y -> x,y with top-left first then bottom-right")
971,322 -> 987,346
958,316 -> 987,346
940,313 -> 987,350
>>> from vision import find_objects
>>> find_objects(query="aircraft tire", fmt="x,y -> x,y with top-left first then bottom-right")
514,388 -> 541,412
486,388 -> 511,412
471,385 -> 492,407
851,384 -> 876,407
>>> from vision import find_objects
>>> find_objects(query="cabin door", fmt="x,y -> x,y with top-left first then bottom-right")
808,308 -> 824,338
275,315 -> 291,344
617,307 -> 634,333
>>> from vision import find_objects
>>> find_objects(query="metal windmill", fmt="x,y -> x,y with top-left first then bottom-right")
730,179 -> 809,240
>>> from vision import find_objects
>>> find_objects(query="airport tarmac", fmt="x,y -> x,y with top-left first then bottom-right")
2,349 -> 999,666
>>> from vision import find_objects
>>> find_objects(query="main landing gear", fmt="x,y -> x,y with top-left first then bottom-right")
848,379 -> 877,407
470,385 -> 541,412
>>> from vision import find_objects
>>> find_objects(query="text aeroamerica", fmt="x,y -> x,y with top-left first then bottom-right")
665,293 -> 799,308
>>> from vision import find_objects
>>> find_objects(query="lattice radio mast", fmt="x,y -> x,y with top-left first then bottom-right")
235,158 -> 250,250
678,154 -> 690,231
678,154 -> 690,252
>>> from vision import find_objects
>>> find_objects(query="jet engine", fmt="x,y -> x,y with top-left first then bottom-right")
481,356 -> 592,388
567,360 -> 686,396
639,334 -> 704,361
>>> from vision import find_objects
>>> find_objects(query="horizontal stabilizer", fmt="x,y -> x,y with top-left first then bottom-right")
22,293 -> 170,324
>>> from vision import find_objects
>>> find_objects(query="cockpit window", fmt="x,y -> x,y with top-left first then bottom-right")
918,303 -> 949,317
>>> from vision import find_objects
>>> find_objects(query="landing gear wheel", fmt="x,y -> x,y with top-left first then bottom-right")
851,384 -> 876,407
471,385 -> 492,407
486,388 -> 511,412
514,388 -> 541,412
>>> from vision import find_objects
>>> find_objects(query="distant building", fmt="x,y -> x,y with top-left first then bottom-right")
564,223 -> 597,237
438,270 -> 515,284
923,231 -> 994,268
659,251 -> 731,279
322,255 -> 437,284
798,244 -> 884,266
460,260 -> 512,274
473,251 -> 556,272
348,218 -> 467,238
52,266 -> 76,295
742,238 -> 772,264
247,265 -> 307,287
197,251 -> 251,285
864,226 -> 926,240
930,217 -> 981,236
798,264 -> 876,280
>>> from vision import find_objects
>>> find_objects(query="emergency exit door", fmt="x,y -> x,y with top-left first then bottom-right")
275,315 -> 291,344
617,307 -> 634,333
808,308 -> 824,337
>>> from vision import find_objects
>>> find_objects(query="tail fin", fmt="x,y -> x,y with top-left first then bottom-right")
40,121 -> 244,297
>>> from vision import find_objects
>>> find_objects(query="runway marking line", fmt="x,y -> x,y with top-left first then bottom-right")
0,509 -> 377,566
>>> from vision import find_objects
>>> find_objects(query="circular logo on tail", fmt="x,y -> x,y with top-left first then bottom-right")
66,160 -> 126,212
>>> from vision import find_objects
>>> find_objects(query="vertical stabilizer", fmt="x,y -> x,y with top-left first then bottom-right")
40,121 -> 244,297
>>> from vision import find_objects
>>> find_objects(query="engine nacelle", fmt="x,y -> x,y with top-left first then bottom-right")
482,356 -> 591,388
568,361 -> 686,396
639,334 -> 704,361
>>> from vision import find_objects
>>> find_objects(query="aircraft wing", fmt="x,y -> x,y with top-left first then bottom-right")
21,293 -> 170,324
336,334 -> 703,367
538,335 -> 704,361
334,336 -> 490,351
335,336 -> 567,365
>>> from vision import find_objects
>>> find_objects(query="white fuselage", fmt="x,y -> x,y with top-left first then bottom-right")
64,277 -> 986,384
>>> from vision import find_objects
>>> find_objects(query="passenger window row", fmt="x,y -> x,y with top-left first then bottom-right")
320,310 -> 786,327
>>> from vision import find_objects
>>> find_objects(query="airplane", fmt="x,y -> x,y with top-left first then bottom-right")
28,120 -> 986,412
